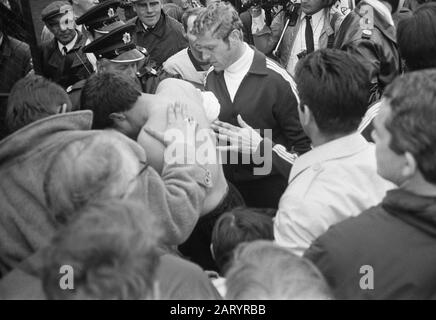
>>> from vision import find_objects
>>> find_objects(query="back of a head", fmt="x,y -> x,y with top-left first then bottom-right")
5,75 -> 72,134
42,198 -> 161,300
44,131 -> 140,226
191,2 -> 243,40
382,69 -> 436,184
181,6 -> 205,32
295,49 -> 370,136
225,241 -> 333,300
211,207 -> 274,275
397,3 -> 436,71
80,72 -> 141,129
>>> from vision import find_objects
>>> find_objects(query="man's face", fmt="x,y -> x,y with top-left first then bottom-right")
103,61 -> 139,80
46,15 -> 77,45
301,0 -> 325,15
195,30 -> 238,72
121,94 -> 149,139
134,0 -> 162,28
186,15 -> 207,63
372,99 -> 406,185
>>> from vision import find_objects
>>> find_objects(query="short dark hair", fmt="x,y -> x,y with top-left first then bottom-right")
383,69 -> 436,184
295,49 -> 370,135
397,3 -> 436,71
5,74 -> 72,134
42,199 -> 161,300
211,207 -> 274,275
80,72 -> 141,129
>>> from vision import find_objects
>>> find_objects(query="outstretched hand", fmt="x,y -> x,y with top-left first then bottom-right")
211,115 -> 263,155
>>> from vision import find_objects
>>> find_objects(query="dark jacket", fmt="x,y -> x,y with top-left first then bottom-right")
205,47 -> 311,184
0,36 -> 32,139
129,12 -> 188,68
333,1 -> 400,102
38,31 -> 93,89
305,189 -> 436,299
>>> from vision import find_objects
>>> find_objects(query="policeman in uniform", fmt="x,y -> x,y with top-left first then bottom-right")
67,0 -> 126,109
333,0 -> 401,103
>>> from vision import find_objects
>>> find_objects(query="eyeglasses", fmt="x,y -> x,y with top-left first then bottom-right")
121,160 -> 149,199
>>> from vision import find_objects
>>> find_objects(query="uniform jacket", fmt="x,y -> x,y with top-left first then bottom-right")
0,111 -> 208,275
38,31 -> 93,89
333,1 -> 400,102
205,47 -> 311,183
129,12 -> 188,68
274,133 -> 394,256
305,188 -> 436,299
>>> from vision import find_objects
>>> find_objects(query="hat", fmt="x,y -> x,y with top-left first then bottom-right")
41,1 -> 72,22
82,24 -> 145,63
76,0 -> 123,34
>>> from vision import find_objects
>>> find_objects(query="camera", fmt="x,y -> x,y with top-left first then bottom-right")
242,0 -> 301,27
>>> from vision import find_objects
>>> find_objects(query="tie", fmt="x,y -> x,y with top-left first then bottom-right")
62,46 -> 68,56
305,15 -> 314,54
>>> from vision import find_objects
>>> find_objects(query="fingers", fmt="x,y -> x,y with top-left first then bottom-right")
216,145 -> 241,152
212,120 -> 240,132
237,115 -> 250,128
143,126 -> 166,145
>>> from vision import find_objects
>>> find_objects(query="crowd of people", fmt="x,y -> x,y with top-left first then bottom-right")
0,0 -> 435,300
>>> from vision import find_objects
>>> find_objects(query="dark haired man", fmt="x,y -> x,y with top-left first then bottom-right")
397,2 -> 436,71
5,75 -> 72,134
305,69 -> 436,299
274,49 -> 394,256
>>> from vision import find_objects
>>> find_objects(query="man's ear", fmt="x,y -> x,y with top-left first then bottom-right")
299,104 -> 311,128
109,112 -> 127,122
401,151 -> 417,179
229,29 -> 243,43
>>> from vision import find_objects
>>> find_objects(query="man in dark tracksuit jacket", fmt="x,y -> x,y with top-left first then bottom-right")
206,48 -> 311,208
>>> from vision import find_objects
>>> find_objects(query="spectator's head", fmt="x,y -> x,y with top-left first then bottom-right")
211,207 -> 274,275
44,131 -> 147,226
397,3 -> 436,71
191,2 -> 244,71
372,69 -> 436,190
301,0 -> 337,15
5,75 -> 72,134
225,240 -> 333,299
42,1 -> 77,45
181,7 -> 208,64
132,0 -> 163,28
295,49 -> 370,145
81,72 -> 146,138
42,199 -> 161,300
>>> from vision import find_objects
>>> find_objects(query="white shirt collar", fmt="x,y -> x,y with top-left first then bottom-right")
364,0 -> 395,26
57,31 -> 78,54
225,43 -> 253,74
0,34 -> 3,47
301,9 -> 325,25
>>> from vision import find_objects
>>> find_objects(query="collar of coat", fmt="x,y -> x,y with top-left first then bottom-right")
134,10 -> 167,38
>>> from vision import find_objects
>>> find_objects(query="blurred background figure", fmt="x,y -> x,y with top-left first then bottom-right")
225,240 -> 333,299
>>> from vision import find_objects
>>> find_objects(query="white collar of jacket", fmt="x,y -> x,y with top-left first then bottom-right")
289,132 -> 369,183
